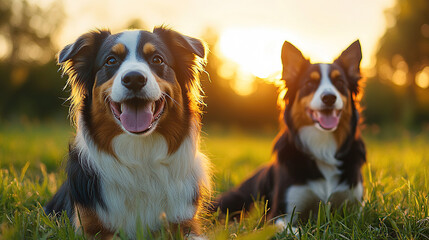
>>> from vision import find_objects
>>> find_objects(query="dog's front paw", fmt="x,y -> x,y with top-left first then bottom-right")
275,218 -> 299,236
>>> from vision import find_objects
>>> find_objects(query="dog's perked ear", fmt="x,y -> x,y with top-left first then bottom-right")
57,30 -> 111,96
281,41 -> 309,88
153,26 -> 206,59
153,26 -> 207,85
334,40 -> 362,94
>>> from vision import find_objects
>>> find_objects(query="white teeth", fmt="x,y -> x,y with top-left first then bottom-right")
152,103 -> 155,113
120,103 -> 124,112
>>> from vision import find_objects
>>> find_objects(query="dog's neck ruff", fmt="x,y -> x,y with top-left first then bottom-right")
298,125 -> 342,181
298,126 -> 340,166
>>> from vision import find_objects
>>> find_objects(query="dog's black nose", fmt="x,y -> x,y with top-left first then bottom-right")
321,93 -> 336,106
122,71 -> 147,91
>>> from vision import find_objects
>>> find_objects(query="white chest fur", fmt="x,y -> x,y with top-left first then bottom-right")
299,125 -> 344,201
75,128 -> 209,237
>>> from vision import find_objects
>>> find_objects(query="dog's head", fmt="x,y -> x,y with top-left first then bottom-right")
59,27 -> 206,153
280,40 -> 363,147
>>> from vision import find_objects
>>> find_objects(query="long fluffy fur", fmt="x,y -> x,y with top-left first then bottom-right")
45,27 -> 211,239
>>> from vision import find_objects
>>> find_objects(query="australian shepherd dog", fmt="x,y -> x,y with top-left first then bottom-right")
213,40 -> 366,230
44,27 -> 210,239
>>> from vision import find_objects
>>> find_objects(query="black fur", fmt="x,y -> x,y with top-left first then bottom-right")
58,30 -> 111,97
44,144 -> 104,217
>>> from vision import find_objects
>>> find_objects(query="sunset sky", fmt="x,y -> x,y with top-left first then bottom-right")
56,0 -> 395,94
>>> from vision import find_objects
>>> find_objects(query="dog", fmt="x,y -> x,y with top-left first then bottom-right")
44,27 -> 210,239
213,40 -> 366,229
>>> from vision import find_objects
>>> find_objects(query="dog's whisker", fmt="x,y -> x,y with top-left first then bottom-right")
162,92 -> 182,108
104,95 -> 110,104
103,88 -> 112,104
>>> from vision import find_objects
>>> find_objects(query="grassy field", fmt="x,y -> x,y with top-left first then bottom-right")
0,121 -> 428,239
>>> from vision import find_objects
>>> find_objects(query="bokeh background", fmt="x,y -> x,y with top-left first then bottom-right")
0,0 -> 428,133
0,1 -> 428,238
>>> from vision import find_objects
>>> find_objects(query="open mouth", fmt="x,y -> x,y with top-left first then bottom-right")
109,96 -> 165,134
307,108 -> 342,131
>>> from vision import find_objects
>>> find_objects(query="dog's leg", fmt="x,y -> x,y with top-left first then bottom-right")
74,204 -> 114,240
275,185 -> 319,235
274,218 -> 299,236
213,166 -> 272,215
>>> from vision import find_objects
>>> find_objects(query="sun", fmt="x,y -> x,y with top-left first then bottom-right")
216,28 -> 288,95
218,28 -> 288,80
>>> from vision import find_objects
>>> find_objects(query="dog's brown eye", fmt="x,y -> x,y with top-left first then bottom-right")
105,56 -> 118,66
151,55 -> 163,64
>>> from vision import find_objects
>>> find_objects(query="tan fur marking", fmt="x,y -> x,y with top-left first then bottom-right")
75,205 -> 114,240
310,71 -> 320,80
331,69 -> 341,79
111,43 -> 126,55
143,43 -> 156,55
333,92 -> 351,147
91,78 -> 122,155
291,92 -> 315,130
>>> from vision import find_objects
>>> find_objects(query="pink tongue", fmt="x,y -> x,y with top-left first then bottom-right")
317,112 -> 339,130
120,103 -> 153,133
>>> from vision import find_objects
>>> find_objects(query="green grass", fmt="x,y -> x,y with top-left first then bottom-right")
0,122 -> 428,239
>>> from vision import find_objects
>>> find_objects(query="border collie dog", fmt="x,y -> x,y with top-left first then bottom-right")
213,40 -> 366,228
44,27 -> 210,239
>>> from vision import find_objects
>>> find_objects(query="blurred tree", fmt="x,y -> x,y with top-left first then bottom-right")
375,0 -> 429,127
0,0 -> 64,65
0,0 -> 66,120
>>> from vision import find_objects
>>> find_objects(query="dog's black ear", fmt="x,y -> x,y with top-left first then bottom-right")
57,36 -> 89,64
281,41 -> 309,87
153,26 -> 206,60
57,29 -> 111,93
58,29 -> 111,64
334,40 -> 362,94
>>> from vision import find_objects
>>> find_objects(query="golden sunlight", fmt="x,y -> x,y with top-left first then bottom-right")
416,67 -> 429,89
392,69 -> 407,86
392,59 -> 409,86
216,28 -> 301,95
0,36 -> 9,59
217,28 -> 286,80
216,27 -> 364,95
